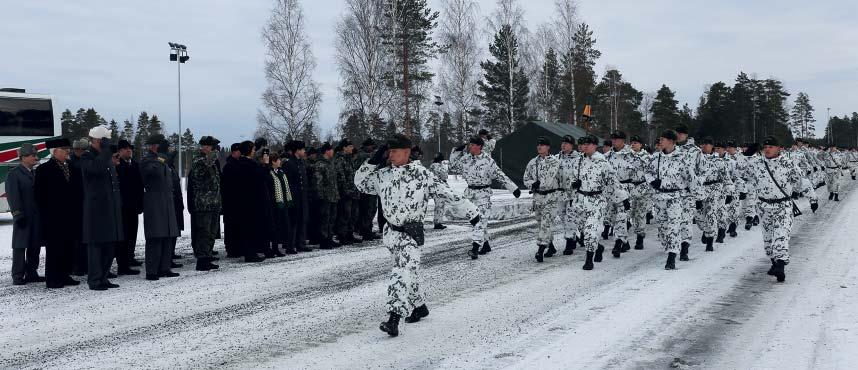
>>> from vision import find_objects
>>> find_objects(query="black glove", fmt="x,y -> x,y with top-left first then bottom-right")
14,216 -> 26,228
725,195 -> 733,204
531,181 -> 541,192
813,167 -> 818,172
622,199 -> 631,211
791,191 -> 800,199
743,143 -> 759,157
739,192 -> 747,200
695,200 -> 703,210
811,202 -> 818,213
572,179 -> 582,189
512,189 -> 521,198
806,171 -> 811,176
650,179 -> 661,190
469,214 -> 481,226
367,145 -> 389,166
455,144 -> 467,152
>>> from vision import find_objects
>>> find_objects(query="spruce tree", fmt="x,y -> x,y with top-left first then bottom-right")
108,119 -> 120,140
650,85 -> 680,132
567,22 -> 600,126
134,112 -> 151,159
122,119 -> 134,141
789,92 -> 815,139
60,109 -> 75,137
536,48 -> 560,122
149,114 -> 163,135
478,24 -> 529,135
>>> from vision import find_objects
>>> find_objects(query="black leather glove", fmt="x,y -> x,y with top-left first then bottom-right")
650,179 -> 661,190
469,214 -> 481,226
622,199 -> 631,211
367,144 -> 388,166
791,191 -> 800,199
695,200 -> 703,210
813,167 -> 818,172
811,202 -> 818,213
725,195 -> 733,204
455,144 -> 467,152
531,181 -> 541,192
513,189 -> 521,198
14,216 -> 26,228
572,179 -> 582,189
739,192 -> 747,200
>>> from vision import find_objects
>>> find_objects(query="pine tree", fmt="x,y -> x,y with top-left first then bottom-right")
536,48 -> 560,122
121,119 -> 134,141
108,119 -> 120,140
650,85 -> 679,132
134,112 -> 151,159
149,114 -> 163,135
478,24 -> 529,135
790,92 -> 815,139
60,109 -> 75,137
696,82 -> 733,140
566,22 -> 600,126
592,69 -> 643,137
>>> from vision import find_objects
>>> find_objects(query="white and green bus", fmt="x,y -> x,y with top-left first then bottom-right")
0,89 -> 61,212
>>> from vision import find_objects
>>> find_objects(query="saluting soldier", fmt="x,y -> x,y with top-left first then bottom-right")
523,136 -> 563,262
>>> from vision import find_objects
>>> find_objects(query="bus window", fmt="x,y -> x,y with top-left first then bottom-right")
0,97 -> 55,137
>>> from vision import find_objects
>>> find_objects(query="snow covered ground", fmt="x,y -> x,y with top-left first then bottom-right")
1,181 -> 856,369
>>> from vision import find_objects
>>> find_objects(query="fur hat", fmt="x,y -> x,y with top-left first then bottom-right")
46,138 -> 71,149
88,126 -> 111,139
386,134 -> 413,150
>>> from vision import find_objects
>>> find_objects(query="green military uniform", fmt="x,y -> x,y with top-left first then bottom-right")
334,150 -> 359,242
313,154 -> 340,248
189,150 -> 222,263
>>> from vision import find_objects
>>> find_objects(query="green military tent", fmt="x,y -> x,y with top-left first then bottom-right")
490,121 -> 600,188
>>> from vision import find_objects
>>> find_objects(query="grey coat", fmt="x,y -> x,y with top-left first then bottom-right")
140,151 -> 179,239
80,146 -> 124,244
6,165 -> 40,249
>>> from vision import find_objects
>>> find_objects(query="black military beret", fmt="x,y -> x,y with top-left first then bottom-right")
603,140 -> 612,146
46,138 -> 71,149
287,140 -> 306,151
562,135 -> 575,144
320,143 -> 334,152
674,124 -> 689,134
660,130 -> 678,142
701,137 -> 715,145
469,136 -> 485,147
762,136 -> 779,147
536,136 -> 551,146
387,133 -> 413,150
629,135 -> 642,143
714,141 -> 726,148
610,130 -> 627,140
116,139 -> 133,150
794,138 -> 805,144
306,147 -> 318,155
577,135 -> 598,145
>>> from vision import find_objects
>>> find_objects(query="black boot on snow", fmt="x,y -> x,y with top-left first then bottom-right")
646,212 -> 653,224
594,245 -> 605,262
583,251 -> 595,270
404,304 -> 429,323
767,258 -> 776,276
544,242 -> 557,258
601,224 -> 611,240
753,215 -> 759,226
705,236 -> 714,252
716,228 -> 726,243
479,241 -> 492,255
772,260 -> 787,282
835,193 -> 840,202
535,244 -> 546,263
434,223 -> 447,230
665,252 -> 677,270
562,238 -> 576,255
728,222 -> 738,237
622,241 -> 631,253
680,242 -> 690,261
380,312 -> 401,336
468,242 -> 480,259
829,192 -> 835,200
612,239 -> 623,258
634,234 -> 645,250
745,216 -> 753,230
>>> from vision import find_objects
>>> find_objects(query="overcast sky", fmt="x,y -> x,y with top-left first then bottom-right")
2,0 -> 856,144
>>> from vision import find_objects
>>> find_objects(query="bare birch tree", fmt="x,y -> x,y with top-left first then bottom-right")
552,0 -> 579,125
438,0 -> 482,142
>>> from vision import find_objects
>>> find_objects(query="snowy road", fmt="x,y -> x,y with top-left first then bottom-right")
1,184 -> 856,369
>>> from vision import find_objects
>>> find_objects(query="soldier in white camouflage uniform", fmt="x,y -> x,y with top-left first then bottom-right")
645,130 -> 703,269
720,141 -> 742,239
604,131 -> 635,257
819,146 -> 846,201
736,136 -> 818,282
479,129 -> 496,156
429,152 -> 449,229
627,135 -> 653,250
523,136 -> 563,262
449,136 -> 521,259
786,139 -> 815,196
848,148 -> 858,180
564,135 -> 629,270
355,134 -> 479,337
695,137 -> 730,252
674,125 -> 708,255
557,135 -> 581,255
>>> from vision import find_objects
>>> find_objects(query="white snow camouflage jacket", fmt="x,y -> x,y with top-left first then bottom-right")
645,148 -> 704,200
523,154 -> 563,191
448,150 -> 518,192
737,153 -> 817,202
563,151 -> 629,203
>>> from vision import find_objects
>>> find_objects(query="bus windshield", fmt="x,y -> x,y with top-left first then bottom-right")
0,96 -> 55,137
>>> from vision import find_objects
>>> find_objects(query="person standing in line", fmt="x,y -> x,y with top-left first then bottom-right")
139,134 -> 181,280
313,143 -> 341,249
626,135 -> 653,250
68,139 -> 89,276
189,136 -> 223,271
115,139 -> 143,275
7,143 -> 43,285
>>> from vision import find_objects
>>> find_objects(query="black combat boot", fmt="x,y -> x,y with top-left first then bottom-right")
594,245 -> 605,262
680,242 -> 690,261
562,238 -> 576,255
196,258 -> 212,271
767,258 -> 776,276
634,234 -> 645,250
646,212 -> 653,224
479,241 -> 492,255
622,241 -> 631,252
611,239 -> 623,258
379,312 -> 401,337
272,245 -> 286,257
728,222 -> 738,237
744,216 -> 753,230
284,244 -> 298,254
835,193 -> 840,201
753,215 -> 759,226
665,252 -> 677,270
544,242 -> 557,258
245,253 -> 265,263
404,304 -> 429,323
829,192 -> 835,200
601,224 -> 611,240
535,244 -> 546,263
700,234 -> 707,245
468,242 -> 480,259
583,251 -> 594,270
716,228 -> 726,243
772,260 -> 786,282
434,224 -> 447,230
705,236 -> 714,252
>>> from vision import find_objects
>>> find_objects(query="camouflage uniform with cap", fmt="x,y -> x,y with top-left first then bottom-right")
188,136 -> 222,270
355,133 -> 479,336
694,137 -> 733,250
334,138 -> 360,244
523,136 -> 563,261
673,124 -> 709,252
557,134 -> 581,253
818,144 -> 846,200
603,130 -> 634,256
736,135 -> 818,282
627,135 -> 654,250
313,142 -> 340,248
449,136 -> 520,258
716,141 -> 742,239
429,151 -> 449,229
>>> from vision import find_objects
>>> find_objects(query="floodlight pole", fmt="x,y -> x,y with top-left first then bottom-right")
177,56 -> 182,176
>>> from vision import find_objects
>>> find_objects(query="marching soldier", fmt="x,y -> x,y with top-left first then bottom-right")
675,125 -> 708,253
524,136 -> 563,262
557,135 -> 580,255
627,135 -> 653,250
604,131 -> 633,257
720,141 -> 742,239
696,137 -> 730,252
645,130 -> 703,269
564,135 -> 629,270
429,152 -> 449,229
819,146 -> 845,201
189,136 -> 222,271
449,136 -> 521,259
355,134 -> 479,337
738,137 -> 818,282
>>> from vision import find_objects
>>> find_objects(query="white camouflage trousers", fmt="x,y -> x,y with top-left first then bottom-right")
720,193 -> 740,229
383,227 -> 425,317
696,184 -> 722,237
654,193 -> 685,254
743,189 -> 758,218
533,192 -> 559,246
465,188 -> 492,244
573,193 -> 606,253
560,193 -> 579,240
825,168 -> 842,194
758,200 -> 793,263
606,188 -> 630,242
629,184 -> 651,237
432,197 -> 446,225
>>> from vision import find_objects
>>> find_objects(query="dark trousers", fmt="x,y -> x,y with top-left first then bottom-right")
72,240 -> 88,275
358,194 -> 378,235
223,213 -> 237,256
377,197 -> 386,231
308,197 -> 321,243
45,240 -> 73,285
87,242 -> 115,288
335,197 -> 354,238
117,210 -> 139,270
145,237 -> 173,275
318,201 -> 337,241
288,202 -> 307,249
11,246 -> 41,281
191,212 -> 218,259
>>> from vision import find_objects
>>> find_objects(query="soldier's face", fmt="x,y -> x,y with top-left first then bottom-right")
201,145 -> 213,154
389,148 -> 410,166
537,144 -> 550,156
295,149 -> 306,158
119,148 -> 132,159
715,147 -> 725,156
580,143 -> 596,155
611,139 -> 625,150
728,147 -> 737,154
561,142 -> 573,153
631,142 -> 642,151
231,150 -> 240,159
677,133 -> 688,142
701,144 -> 713,154
344,145 -> 354,154
468,144 -> 482,156
763,145 -> 781,158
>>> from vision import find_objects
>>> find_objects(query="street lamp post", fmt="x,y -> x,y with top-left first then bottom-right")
434,96 -> 444,154
168,42 -> 189,176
